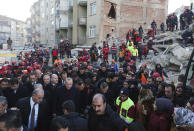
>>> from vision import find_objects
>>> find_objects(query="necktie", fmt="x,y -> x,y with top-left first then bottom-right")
30,103 -> 36,131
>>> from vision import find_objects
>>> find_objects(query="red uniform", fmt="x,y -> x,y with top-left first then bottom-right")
124,51 -> 132,61
103,47 -> 109,61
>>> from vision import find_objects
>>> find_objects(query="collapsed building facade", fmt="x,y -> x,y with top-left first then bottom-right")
86,0 -> 168,45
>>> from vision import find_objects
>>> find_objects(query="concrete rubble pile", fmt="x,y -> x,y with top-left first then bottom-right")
138,23 -> 194,83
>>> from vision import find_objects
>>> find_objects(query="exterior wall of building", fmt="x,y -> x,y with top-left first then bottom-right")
0,15 -> 26,47
0,21 -> 11,45
30,1 -> 41,44
87,0 -> 102,45
40,0 -> 47,46
30,0 -> 168,46
77,2 -> 87,45
87,0 -> 168,45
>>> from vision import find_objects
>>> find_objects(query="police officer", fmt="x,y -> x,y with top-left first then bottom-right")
116,87 -> 135,124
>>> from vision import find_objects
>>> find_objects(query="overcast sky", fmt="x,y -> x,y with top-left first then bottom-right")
0,0 -> 191,22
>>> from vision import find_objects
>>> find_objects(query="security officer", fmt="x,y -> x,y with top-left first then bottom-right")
116,87 -> 135,124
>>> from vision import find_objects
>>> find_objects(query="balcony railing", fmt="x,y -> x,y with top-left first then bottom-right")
79,17 -> 87,26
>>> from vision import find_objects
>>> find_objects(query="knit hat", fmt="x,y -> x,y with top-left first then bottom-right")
120,87 -> 129,96
156,98 -> 173,112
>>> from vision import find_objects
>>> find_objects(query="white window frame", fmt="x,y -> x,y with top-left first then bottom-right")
90,2 -> 96,16
89,25 -> 96,38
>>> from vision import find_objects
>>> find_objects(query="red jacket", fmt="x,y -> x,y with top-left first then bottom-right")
124,51 -> 132,61
103,47 -> 109,58
120,45 -> 126,51
52,49 -> 58,56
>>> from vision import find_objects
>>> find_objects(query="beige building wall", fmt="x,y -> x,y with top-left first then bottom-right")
87,0 -> 102,45
87,0 -> 168,45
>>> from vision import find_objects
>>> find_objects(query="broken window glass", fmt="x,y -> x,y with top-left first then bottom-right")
108,3 -> 116,19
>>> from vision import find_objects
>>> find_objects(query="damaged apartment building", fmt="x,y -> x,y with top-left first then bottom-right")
31,0 -> 168,47
73,0 -> 168,46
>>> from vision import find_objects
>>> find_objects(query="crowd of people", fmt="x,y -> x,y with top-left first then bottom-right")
0,40 -> 194,131
0,8 -> 193,131
166,8 -> 193,32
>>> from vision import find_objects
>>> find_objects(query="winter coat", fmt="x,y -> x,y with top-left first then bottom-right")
148,112 -> 172,131
52,49 -> 58,56
62,112 -> 88,131
88,104 -> 127,131
148,98 -> 173,131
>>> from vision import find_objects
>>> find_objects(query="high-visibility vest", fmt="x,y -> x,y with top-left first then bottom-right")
132,49 -> 138,56
128,45 -> 134,53
127,41 -> 134,48
116,97 -> 134,124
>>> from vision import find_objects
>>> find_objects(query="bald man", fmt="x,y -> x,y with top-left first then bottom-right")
51,74 -> 61,88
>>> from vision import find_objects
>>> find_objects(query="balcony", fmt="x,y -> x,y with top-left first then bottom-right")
79,0 -> 87,6
79,17 -> 87,26
56,22 -> 69,30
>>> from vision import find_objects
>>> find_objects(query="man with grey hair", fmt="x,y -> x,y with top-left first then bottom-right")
16,88 -> 50,131
43,75 -> 52,90
34,84 -> 43,90
53,77 -> 79,115
43,75 -> 50,85
0,96 -> 8,116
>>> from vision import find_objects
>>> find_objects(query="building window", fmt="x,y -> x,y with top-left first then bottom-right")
89,25 -> 96,38
90,2 -> 96,15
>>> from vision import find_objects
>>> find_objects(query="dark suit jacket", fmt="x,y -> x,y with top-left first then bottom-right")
37,76 -> 44,85
21,82 -> 34,97
53,86 -> 79,115
16,97 -> 50,131
3,85 -> 26,108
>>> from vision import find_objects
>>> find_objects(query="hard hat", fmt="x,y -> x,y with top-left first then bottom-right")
2,66 -> 8,70
153,72 -> 160,79
27,66 -> 34,72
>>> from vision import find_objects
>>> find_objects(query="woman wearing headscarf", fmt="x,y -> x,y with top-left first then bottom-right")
148,98 -> 173,131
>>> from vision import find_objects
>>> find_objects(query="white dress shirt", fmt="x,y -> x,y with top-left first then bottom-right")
28,97 -> 39,129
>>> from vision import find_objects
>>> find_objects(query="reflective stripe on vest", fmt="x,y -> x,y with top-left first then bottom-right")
116,97 -> 134,124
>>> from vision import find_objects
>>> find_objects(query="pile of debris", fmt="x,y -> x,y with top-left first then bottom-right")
138,23 -> 194,83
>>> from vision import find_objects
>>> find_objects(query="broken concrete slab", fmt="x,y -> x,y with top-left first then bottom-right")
169,56 -> 183,70
171,44 -> 192,61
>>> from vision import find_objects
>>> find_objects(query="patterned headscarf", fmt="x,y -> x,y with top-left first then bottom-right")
174,107 -> 194,126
